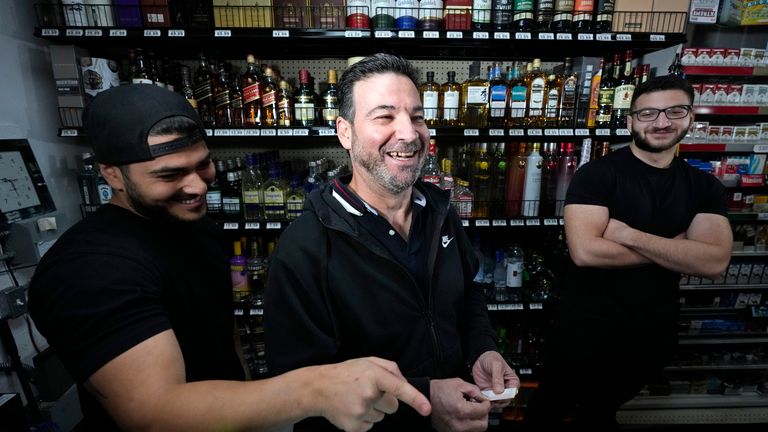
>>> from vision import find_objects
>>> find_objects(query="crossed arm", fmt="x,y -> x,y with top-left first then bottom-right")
564,204 -> 732,279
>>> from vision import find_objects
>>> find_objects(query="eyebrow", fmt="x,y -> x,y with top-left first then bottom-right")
147,152 -> 212,176
365,104 -> 425,117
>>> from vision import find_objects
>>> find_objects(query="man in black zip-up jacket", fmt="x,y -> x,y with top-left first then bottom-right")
265,53 -> 519,431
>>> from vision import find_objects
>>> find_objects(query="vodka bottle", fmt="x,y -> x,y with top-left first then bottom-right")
521,142 -> 543,217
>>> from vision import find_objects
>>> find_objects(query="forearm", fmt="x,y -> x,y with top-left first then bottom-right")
567,235 -> 651,268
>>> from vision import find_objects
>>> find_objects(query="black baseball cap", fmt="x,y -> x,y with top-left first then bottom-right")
82,84 -> 206,165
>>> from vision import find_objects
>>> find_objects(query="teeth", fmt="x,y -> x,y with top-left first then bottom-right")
388,151 -> 416,159
181,197 -> 199,205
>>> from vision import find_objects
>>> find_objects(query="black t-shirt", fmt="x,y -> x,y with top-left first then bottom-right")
562,146 -> 727,333
28,204 -> 244,430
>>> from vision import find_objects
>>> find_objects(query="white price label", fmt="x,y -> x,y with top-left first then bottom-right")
60,129 -> 78,137
168,29 -> 185,37
544,218 -> 559,226
144,29 -> 161,37
578,33 -> 594,40
251,308 -> 264,315
214,29 -> 232,37
475,219 -> 490,227
616,129 -> 630,136
526,219 -> 541,226
110,29 -> 127,37
462,219 -> 470,227
528,129 -> 543,136
757,213 -> 768,221
494,32 -> 510,39
278,129 -> 292,136
487,304 -> 498,311
293,128 -> 310,136
473,31 -> 489,39
266,222 -> 282,229
447,31 -> 463,39
560,218 -> 565,225
223,222 -> 239,230
509,129 -> 525,136
489,129 -> 505,136
597,33 -> 612,41
559,128 -> 574,135
85,29 -> 102,36
510,219 -> 525,226
318,128 -> 336,136
506,303 -> 524,310
66,29 -> 84,36
244,222 -> 260,230
423,31 -> 439,38
464,129 -> 480,136
429,128 -> 437,136
399,30 -> 415,38
245,129 -> 260,136
557,33 -> 572,40
204,129 -> 213,136
232,129 -> 246,136
41,28 -> 59,36
753,144 -> 768,153
616,33 -> 632,41
515,32 -> 532,40
345,30 -> 363,38
273,30 -> 290,37
519,368 -> 533,375
214,129 -> 231,136
375,30 -> 393,38
530,303 -> 543,310
575,128 -> 590,136
234,308 -> 244,316
261,129 -> 277,136
596,128 -> 611,136
539,32 -> 554,40
492,219 -> 508,226
545,128 -> 559,136
650,34 -> 665,42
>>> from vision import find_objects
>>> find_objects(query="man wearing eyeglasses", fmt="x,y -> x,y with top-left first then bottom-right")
523,74 -> 733,430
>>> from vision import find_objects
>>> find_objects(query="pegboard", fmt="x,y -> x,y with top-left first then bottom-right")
210,142 -> 351,170
617,407 -> 768,425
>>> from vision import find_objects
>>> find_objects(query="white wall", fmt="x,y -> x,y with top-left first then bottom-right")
0,0 -> 90,408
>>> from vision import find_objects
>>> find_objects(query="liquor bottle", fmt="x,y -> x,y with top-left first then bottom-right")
131,48 -> 153,84
223,170 -> 243,218
456,143 -> 472,182
473,0 -> 492,29
262,165 -> 288,219
640,63 -> 650,84
535,0 -> 553,30
422,139 -> 441,185
371,0 -> 396,28
440,71 -> 462,127
539,142 -> 559,217
526,59 -> 547,127
274,80 -> 292,128
242,54 -> 263,128
593,0 -> 614,32
513,0 -> 534,31
572,0 -> 593,31
552,0 -> 573,31
77,153 -> 100,213
521,142 -> 543,217
440,158 -> 455,192
395,0 -> 419,28
194,53 -> 215,128
492,0 -> 513,29
559,58 -> 578,126
493,250 -> 509,302
472,142 -> 492,218
147,52 -> 165,88
293,69 -> 317,127
506,63 -> 528,127
578,137 -> 592,169
231,241 -> 250,302
505,142 -> 527,216
595,54 -> 619,127
242,154 -> 264,221
611,49 -> 635,128
420,71 -> 441,127
261,67 -> 278,127
490,142 -> 507,218
451,179 -> 474,218
669,52 -> 686,78
346,0 -> 371,28
418,0 -> 444,29
488,63 -> 509,127
179,65 -> 198,110
286,176 -> 306,220
214,65 -> 234,128
554,141 -> 577,216
505,244 -> 525,300
229,74 -> 245,128
321,69 -> 339,128
461,62 -> 489,128
247,240 -> 266,306
544,71 -> 563,127
206,160 -> 226,218
586,59 -> 603,127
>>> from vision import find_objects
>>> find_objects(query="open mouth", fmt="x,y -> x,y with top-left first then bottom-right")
178,196 -> 202,205
386,151 -> 417,160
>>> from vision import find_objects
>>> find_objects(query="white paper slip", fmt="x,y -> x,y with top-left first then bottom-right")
481,388 -> 518,401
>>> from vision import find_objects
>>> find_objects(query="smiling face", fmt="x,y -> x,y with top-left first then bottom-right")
628,89 -> 694,154
337,72 -> 431,196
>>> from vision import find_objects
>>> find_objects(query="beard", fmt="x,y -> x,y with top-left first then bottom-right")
349,131 -> 425,195
631,124 -> 690,153
123,174 -> 202,223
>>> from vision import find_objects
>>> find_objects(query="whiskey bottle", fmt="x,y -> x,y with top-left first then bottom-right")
461,62 -> 489,128
611,49 -> 634,128
420,71 -> 441,127
572,0 -> 593,31
214,64 -> 234,128
241,54 -> 263,128
276,80 -> 294,128
505,142 -> 528,216
242,154 -> 264,221
132,48 -> 153,84
586,59 -> 603,127
526,59 -> 547,127
544,71 -> 563,127
552,0 -> 573,32
418,0 -> 444,29
488,63 -> 509,127
535,0 -> 553,30
559,58 -> 578,127
595,54 -> 619,127
513,0 -> 534,31
286,176 -> 306,220
206,160 -> 226,218
321,69 -> 339,127
506,62 -> 528,127
229,73 -> 245,128
473,0 -> 493,29
262,165 -> 288,220
593,0 -> 614,32
179,65 -> 198,110
294,69 -> 317,127
223,170 -> 243,218
261,67 -> 278,127
421,139 -> 441,185
194,53 -> 215,128
492,0 -> 513,29
440,71 -> 462,127
521,142 -> 543,217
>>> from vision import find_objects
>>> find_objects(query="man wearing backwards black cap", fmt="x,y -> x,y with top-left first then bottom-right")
28,84 -> 430,431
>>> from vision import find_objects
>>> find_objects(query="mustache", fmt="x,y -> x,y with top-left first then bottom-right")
650,127 -> 674,133
173,193 -> 202,201
382,141 -> 423,153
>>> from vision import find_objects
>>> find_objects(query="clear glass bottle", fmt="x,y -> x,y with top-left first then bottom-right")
286,176 -> 306,220
422,139 -> 441,185
242,154 -> 264,221
451,179 -> 474,218
505,244 -> 524,301
555,141 -> 577,216
262,165 -> 288,219
420,71 -> 441,127
488,62 -> 509,127
461,62 -> 489,128
505,142 -> 527,217
493,250 -> 509,302
525,59 -> 547,127
440,71 -> 462,127
321,69 -> 339,127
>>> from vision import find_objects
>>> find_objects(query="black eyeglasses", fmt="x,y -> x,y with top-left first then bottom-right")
630,105 -> 692,122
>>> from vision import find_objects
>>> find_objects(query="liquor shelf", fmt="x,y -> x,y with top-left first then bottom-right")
677,334 -> 768,345
684,65 -> 768,77
680,284 -> 768,292
217,217 -> 565,231
678,142 -> 768,153
694,106 -> 768,116
487,302 -> 545,311
622,392 -> 768,410
665,363 -> 768,372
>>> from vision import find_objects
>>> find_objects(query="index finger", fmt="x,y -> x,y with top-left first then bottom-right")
365,357 -> 406,380
375,371 -> 432,416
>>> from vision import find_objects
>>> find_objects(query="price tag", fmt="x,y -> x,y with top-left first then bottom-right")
345,30 -> 363,37
399,30 -> 415,38
559,128 -> 574,135
489,129 -> 505,136
278,129 -> 292,136
473,31 -> 489,39
494,32 -> 510,39
462,219 -> 469,227
144,29 -> 161,37
519,368 -> 533,375
66,29 -> 83,36
261,129 -> 276,136
596,128 -> 611,136
544,218 -> 559,226
266,222 -> 282,229
168,29 -> 185,37
60,129 -> 78,137
272,29 -> 290,37
41,28 -> 59,36
214,129 -> 231,136
597,33 -> 612,41
214,29 -> 232,37
753,144 -> 768,153
509,129 -> 525,136
84,29 -> 102,36
545,128 -> 559,136
244,222 -> 260,230
428,128 -> 437,136
464,129 -> 480,136
251,308 -> 264,315
447,31 -> 463,39
475,219 -> 490,227
578,33 -> 594,41
293,128 -> 309,136
575,128 -> 590,136
560,218 -> 565,225
515,32 -> 532,40
423,30 -> 439,38
487,304 -> 498,311
232,129 -> 246,136
530,303 -> 544,310
492,219 -> 508,226
539,32 -> 554,40
528,129 -> 543,136
650,34 -> 665,42
318,128 -> 336,136
204,129 -> 213,136
757,213 -> 768,221
526,219 -> 541,226
375,30 -> 393,38
234,308 -> 244,315
616,33 -> 632,41
223,222 -> 239,230
245,129 -> 260,136
616,128 -> 630,136
557,33 -> 572,40
110,29 -> 127,37
502,219 -> 521,227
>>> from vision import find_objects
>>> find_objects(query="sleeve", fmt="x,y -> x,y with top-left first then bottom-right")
565,160 -> 614,207
696,172 -> 729,217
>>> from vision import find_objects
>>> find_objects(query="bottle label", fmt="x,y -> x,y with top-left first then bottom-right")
287,195 -> 304,219
473,0 -> 492,23
419,0 -> 444,20
545,88 -> 559,118
537,0 -> 554,12
493,0 -> 513,24
223,197 -> 241,213
243,190 -> 261,204
554,0 -> 574,19
598,88 -> 615,105
215,89 -> 231,108
423,91 -> 439,120
97,183 -> 112,204
506,261 -> 523,288
490,84 -> 507,117
574,0 -> 593,13
295,101 -> 315,121
323,107 -> 339,122
529,77 -> 545,113
514,0 -> 534,13
423,174 -> 441,184
262,90 -> 276,106
443,91 -> 460,120
613,84 -> 634,109
243,83 -> 261,104
263,186 -> 286,217
194,82 -> 212,102
596,0 -> 614,17
467,85 -> 489,104
510,85 -> 527,117
206,190 -> 222,211
132,78 -> 153,84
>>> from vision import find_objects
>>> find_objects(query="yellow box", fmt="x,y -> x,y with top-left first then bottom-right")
242,0 -> 274,27
650,0 -> 689,32
613,0 -> 653,32
720,0 -> 768,25
213,0 -> 240,27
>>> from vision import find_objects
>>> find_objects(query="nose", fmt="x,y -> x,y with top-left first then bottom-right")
183,171 -> 209,196
653,111 -> 673,128
394,112 -> 422,143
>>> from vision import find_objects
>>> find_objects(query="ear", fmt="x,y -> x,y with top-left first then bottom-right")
626,113 -> 633,131
336,116 -> 353,151
100,164 -> 125,191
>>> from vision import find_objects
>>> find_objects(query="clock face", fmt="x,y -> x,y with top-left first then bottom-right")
0,151 -> 41,213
